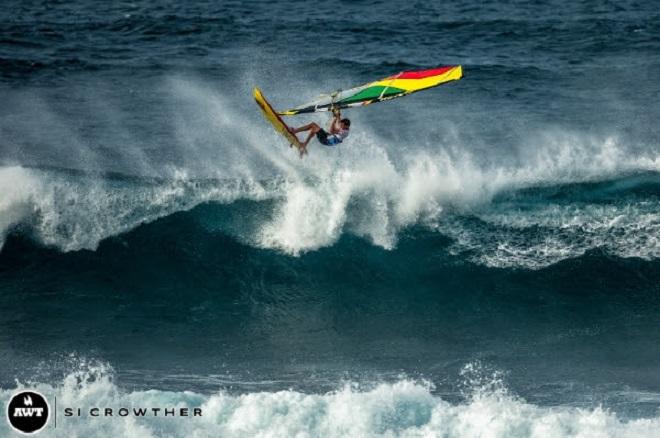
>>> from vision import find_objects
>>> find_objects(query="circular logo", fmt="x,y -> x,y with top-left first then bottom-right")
6,391 -> 50,435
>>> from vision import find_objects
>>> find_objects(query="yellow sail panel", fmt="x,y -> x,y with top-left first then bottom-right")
372,65 -> 463,93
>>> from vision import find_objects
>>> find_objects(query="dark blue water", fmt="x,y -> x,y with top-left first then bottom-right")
1,1 -> 660,436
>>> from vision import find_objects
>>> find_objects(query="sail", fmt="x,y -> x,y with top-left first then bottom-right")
279,65 -> 462,115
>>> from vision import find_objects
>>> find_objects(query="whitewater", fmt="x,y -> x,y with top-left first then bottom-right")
1,362 -> 659,438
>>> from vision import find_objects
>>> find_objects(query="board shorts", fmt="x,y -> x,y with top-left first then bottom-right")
316,129 -> 340,146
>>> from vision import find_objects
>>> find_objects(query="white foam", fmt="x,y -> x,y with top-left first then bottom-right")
255,132 -> 660,259
1,363 -> 659,438
439,201 -> 660,269
0,166 -> 271,252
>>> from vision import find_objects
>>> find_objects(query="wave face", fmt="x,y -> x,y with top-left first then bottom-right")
3,0 -> 660,435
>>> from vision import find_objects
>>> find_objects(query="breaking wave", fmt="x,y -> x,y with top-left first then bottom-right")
1,130 -> 658,269
1,362 -> 658,438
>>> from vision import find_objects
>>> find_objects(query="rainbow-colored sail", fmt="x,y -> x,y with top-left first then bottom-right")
279,65 -> 462,115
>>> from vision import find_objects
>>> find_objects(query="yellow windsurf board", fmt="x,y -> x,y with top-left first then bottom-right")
253,87 -> 303,152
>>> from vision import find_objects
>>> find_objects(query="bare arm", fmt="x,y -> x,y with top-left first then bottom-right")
330,109 -> 342,134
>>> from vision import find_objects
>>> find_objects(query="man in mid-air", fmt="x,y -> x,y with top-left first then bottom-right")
291,109 -> 350,157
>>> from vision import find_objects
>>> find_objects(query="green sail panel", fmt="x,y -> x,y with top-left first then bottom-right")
339,85 -> 406,105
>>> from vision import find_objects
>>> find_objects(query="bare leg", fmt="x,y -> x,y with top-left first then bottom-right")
292,122 -> 321,158
292,122 -> 319,134
299,127 -> 317,158
301,124 -> 321,148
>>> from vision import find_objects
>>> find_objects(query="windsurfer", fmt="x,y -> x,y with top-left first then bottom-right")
291,109 -> 350,157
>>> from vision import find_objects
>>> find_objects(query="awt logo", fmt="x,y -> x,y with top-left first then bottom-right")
6,391 -> 50,434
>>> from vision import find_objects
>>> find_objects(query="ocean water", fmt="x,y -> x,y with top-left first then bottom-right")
1,0 -> 660,436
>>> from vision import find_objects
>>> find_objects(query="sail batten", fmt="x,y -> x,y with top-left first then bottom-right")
279,65 -> 462,115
